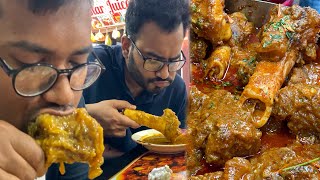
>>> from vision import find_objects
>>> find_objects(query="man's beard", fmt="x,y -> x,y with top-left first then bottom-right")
127,52 -> 173,94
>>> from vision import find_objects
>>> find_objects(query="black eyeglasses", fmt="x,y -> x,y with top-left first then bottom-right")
128,37 -> 186,72
0,52 -> 105,97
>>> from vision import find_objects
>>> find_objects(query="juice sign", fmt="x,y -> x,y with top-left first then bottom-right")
91,0 -> 128,27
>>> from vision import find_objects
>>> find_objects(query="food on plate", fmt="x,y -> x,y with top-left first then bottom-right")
132,129 -> 186,154
116,152 -> 185,179
28,108 -> 104,179
141,133 -> 172,145
148,165 -> 173,180
124,108 -> 186,144
189,1 -> 320,178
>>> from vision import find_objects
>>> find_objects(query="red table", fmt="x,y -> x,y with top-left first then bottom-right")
110,152 -> 186,180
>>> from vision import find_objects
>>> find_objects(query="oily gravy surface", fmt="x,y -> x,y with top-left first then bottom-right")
141,134 -> 172,145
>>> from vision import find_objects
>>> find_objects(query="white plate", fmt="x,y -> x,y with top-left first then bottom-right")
131,129 -> 186,154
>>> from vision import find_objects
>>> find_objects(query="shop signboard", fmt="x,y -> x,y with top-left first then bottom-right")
91,0 -> 127,29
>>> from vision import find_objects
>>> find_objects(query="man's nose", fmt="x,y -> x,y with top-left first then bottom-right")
41,75 -> 74,106
156,64 -> 170,79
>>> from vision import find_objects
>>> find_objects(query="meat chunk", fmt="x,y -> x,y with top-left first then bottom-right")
203,114 -> 261,165
259,5 -> 320,62
228,12 -> 255,47
190,144 -> 320,179
287,6 -> 320,62
250,147 -> 297,179
272,84 -> 320,143
287,63 -> 320,86
223,157 -> 253,180
191,0 -> 232,44
28,108 -> 104,179
187,87 -> 261,172
190,34 -> 208,63
250,144 -> 320,179
190,171 -> 223,180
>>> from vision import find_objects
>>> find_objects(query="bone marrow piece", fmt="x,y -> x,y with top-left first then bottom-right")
240,50 -> 297,128
203,45 -> 231,80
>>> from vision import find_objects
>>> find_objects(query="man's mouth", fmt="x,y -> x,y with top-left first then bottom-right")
34,106 -> 76,119
23,106 -> 75,133
153,81 -> 170,88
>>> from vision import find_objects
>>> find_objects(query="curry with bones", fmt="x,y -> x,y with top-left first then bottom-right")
188,1 -> 320,179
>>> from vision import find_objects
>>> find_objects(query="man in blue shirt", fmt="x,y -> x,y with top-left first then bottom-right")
0,0 -> 104,179
300,0 -> 320,12
84,0 -> 190,178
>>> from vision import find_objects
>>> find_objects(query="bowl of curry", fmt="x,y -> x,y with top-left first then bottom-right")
132,129 -> 186,154
188,0 -> 320,179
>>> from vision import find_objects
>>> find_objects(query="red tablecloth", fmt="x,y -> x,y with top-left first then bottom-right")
110,152 -> 186,180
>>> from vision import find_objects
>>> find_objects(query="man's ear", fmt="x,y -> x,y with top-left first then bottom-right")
121,35 -> 130,59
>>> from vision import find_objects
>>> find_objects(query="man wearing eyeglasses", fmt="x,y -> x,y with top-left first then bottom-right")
83,0 -> 190,178
0,1 -> 104,180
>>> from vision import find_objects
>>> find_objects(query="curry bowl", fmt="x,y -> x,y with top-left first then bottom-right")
131,129 -> 186,154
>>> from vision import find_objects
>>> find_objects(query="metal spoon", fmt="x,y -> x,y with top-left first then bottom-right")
225,0 -> 277,28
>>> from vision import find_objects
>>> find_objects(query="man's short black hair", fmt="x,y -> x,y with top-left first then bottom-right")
125,0 -> 190,40
28,0 -> 92,14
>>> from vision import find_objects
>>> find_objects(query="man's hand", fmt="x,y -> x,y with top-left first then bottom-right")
0,120 -> 46,180
86,100 -> 140,137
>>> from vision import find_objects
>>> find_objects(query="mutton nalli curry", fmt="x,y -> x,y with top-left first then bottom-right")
188,1 -> 320,179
